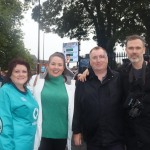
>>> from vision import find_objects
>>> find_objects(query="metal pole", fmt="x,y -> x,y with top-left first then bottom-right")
43,32 -> 45,64
77,40 -> 81,71
37,0 -> 40,74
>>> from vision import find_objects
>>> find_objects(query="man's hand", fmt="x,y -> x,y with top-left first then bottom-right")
77,69 -> 89,82
73,133 -> 82,146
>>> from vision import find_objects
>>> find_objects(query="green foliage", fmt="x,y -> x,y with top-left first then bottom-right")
31,0 -> 150,53
0,0 -> 34,70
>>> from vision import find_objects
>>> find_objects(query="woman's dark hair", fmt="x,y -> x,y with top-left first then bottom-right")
45,52 -> 67,81
5,58 -> 31,85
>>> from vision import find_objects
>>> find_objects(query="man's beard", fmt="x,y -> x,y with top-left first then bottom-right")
129,55 -> 142,63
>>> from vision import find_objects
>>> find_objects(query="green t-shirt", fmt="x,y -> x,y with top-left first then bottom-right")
41,75 -> 68,138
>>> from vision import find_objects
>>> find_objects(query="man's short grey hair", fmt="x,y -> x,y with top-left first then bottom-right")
125,35 -> 146,47
89,46 -> 107,57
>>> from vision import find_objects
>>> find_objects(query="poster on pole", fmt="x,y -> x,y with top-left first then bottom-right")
63,42 -> 79,62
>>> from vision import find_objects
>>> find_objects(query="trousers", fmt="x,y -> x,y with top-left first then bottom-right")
87,143 -> 125,150
38,137 -> 67,150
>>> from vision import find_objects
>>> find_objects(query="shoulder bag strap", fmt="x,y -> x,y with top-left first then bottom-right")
33,74 -> 38,87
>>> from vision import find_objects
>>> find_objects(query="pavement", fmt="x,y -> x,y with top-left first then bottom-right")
66,141 -> 87,150
71,142 -> 86,150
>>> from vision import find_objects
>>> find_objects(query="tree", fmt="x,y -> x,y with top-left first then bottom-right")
0,0 -> 34,70
133,0 -> 150,53
31,0 -> 150,54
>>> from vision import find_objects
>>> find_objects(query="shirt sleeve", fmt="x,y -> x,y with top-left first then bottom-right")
0,88 -> 14,150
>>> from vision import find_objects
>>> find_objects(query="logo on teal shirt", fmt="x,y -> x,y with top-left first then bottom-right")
33,108 -> 39,120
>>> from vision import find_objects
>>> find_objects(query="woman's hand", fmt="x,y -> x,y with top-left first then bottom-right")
73,133 -> 82,146
77,69 -> 89,82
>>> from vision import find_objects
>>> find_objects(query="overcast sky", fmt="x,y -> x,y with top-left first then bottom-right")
21,0 -> 123,65
21,1 -> 97,62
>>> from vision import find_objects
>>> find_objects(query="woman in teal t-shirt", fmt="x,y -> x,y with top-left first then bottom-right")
0,58 -> 39,150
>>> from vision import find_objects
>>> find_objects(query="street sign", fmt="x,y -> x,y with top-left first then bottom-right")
63,42 -> 79,62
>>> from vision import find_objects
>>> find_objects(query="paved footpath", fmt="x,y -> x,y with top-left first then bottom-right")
72,143 -> 86,150
66,141 -> 87,150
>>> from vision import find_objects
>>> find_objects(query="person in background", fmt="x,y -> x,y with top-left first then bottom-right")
118,35 -> 150,150
66,54 -> 71,67
0,70 -> 6,87
0,71 -> 3,87
72,46 -> 125,150
0,58 -> 39,150
29,52 -> 75,150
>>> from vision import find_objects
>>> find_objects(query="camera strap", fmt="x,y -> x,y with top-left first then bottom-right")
129,61 -> 146,90
124,62 -> 147,119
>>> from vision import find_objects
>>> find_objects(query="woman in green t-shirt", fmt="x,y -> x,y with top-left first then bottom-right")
31,52 -> 75,150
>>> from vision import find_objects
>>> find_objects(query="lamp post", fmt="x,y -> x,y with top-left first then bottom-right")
25,0 -> 41,73
43,32 -> 45,64
37,0 -> 41,74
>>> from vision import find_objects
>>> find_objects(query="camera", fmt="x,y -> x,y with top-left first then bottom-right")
127,97 -> 143,119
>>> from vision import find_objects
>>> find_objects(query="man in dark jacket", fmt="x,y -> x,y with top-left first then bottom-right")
72,46 -> 125,150
118,35 -> 150,150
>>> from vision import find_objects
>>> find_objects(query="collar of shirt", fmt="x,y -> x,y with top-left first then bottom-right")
88,66 -> 114,82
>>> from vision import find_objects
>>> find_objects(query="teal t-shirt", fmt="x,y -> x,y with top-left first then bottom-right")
0,83 -> 39,150
41,75 -> 68,138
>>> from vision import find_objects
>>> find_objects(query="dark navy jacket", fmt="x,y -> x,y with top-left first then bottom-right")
119,62 -> 150,148
72,67 -> 124,146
